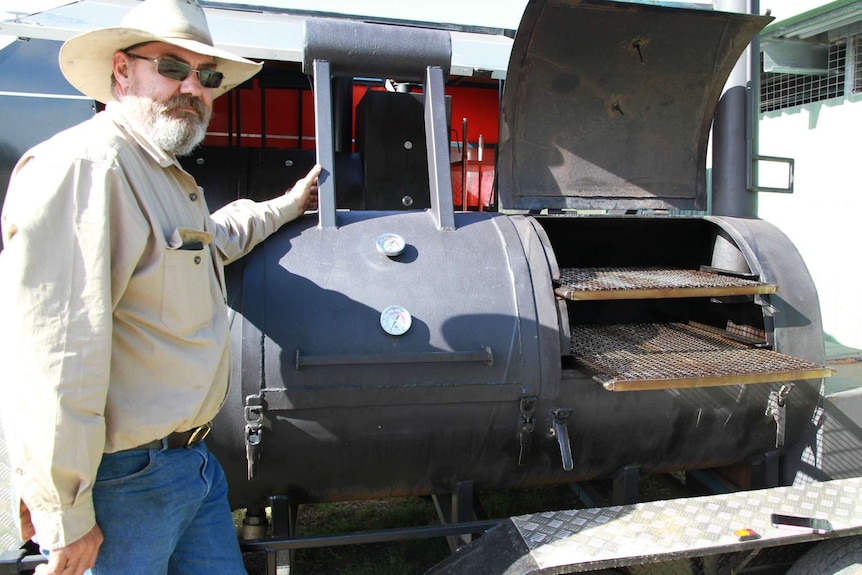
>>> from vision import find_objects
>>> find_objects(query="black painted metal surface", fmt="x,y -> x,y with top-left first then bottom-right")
201,1 -> 825,512
0,4 -> 832,573
210,211 -> 825,509
302,17 -> 451,82
496,0 -> 771,211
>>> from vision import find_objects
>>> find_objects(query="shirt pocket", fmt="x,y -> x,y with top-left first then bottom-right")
161,228 -> 216,335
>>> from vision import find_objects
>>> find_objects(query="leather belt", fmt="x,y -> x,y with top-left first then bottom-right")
131,422 -> 212,450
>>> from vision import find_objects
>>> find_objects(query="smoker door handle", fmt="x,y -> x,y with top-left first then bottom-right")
295,347 -> 493,369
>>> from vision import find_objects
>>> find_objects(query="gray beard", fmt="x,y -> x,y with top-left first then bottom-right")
122,94 -> 211,156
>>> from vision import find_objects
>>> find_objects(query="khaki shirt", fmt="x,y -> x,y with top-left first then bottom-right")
0,103 -> 303,549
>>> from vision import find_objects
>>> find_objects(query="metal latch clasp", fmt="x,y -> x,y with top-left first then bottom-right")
766,384 -> 792,448
518,394 -> 537,466
244,398 -> 265,480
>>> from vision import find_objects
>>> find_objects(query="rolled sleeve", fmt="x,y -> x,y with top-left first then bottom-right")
210,194 -> 301,264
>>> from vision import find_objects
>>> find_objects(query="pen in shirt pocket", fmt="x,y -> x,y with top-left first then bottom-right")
169,227 -> 212,251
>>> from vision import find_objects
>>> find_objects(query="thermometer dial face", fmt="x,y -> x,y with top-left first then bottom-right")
380,305 -> 412,336
376,233 -> 406,257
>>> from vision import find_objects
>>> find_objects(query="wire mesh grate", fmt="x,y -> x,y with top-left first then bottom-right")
555,266 -> 776,301
855,33 -> 862,93
760,42 -> 846,112
760,24 -> 862,112
558,266 -> 766,293
570,322 -> 831,391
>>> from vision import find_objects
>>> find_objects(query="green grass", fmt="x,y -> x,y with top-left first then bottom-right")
236,475 -> 692,574
235,486 -> 582,574
238,497 -> 451,574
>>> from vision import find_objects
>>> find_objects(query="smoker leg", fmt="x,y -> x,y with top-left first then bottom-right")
750,451 -> 781,488
270,495 -> 300,575
432,480 -> 476,553
241,507 -> 272,575
613,465 -> 640,505
685,469 -> 737,494
241,507 -> 268,540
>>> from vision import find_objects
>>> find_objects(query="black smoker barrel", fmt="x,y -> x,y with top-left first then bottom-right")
209,0 -> 830,511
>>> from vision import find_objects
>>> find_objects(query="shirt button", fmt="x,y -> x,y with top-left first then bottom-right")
194,256 -> 202,264
189,192 -> 198,202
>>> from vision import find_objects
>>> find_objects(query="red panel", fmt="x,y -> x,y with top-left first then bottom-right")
263,89 -> 300,148
451,148 -> 497,210
447,84 -> 499,146
203,72 -> 501,207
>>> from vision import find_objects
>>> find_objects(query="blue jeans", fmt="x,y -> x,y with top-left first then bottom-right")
88,441 -> 246,575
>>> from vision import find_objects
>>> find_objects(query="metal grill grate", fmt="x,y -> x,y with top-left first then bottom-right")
690,320 -> 767,346
570,322 -> 832,391
556,266 -> 776,301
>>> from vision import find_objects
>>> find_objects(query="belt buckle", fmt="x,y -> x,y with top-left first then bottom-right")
185,422 -> 212,448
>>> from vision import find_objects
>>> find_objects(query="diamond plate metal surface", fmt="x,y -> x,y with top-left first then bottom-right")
511,478 -> 862,572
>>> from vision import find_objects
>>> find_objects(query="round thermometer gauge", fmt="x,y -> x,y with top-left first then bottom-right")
380,305 -> 412,336
375,232 -> 406,257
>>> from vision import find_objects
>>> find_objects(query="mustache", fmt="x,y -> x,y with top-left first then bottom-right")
161,95 -> 208,120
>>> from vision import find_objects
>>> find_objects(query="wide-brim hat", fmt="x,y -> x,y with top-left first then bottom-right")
59,0 -> 262,104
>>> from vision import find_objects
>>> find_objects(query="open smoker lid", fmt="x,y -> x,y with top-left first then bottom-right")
496,0 -> 772,212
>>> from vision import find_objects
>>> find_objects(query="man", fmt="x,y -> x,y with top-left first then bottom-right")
0,0 -> 321,573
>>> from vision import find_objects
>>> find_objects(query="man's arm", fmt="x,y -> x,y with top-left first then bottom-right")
0,150 -> 145,558
210,163 -> 321,264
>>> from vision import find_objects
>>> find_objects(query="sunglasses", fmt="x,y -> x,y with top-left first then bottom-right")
124,52 -> 224,89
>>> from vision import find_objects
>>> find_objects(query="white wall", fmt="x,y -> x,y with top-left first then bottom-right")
758,94 -> 862,349
764,0 -> 830,20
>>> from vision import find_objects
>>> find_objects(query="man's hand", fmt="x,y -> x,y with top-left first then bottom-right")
286,164 -> 322,214
20,500 -> 35,541
35,525 -> 103,575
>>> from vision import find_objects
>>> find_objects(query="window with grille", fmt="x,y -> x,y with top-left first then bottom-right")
855,35 -> 862,93
760,42 -> 846,112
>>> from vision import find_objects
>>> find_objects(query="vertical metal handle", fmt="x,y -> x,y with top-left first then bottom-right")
461,117 -> 468,211
552,409 -> 574,471
313,59 -> 337,229
424,65 -> 455,231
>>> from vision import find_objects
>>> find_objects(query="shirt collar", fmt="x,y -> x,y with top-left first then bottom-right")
105,101 -> 181,170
